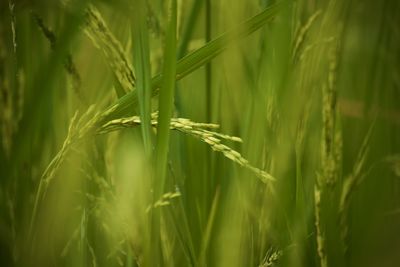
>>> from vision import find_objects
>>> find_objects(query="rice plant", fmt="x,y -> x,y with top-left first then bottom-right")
0,0 -> 399,266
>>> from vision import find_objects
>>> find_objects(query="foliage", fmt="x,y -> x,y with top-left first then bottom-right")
0,0 -> 399,266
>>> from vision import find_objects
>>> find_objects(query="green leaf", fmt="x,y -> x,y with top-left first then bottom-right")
132,0 -> 153,155
154,0 -> 178,198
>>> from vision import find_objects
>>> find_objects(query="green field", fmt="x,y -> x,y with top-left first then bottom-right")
0,0 -> 399,266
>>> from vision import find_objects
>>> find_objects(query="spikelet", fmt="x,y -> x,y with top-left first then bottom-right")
33,13 -> 85,104
314,185 -> 328,267
292,10 -> 322,63
30,106 -> 102,236
259,247 -> 282,267
84,6 -> 136,95
0,2 -> 24,158
0,50 -> 13,158
320,39 -> 341,187
146,190 -> 182,213
9,0 -> 17,54
98,113 -> 275,183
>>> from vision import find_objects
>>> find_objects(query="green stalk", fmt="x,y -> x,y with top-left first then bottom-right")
205,0 -> 212,123
155,0 -> 177,198
132,0 -> 153,156
152,0 -> 177,265
204,0 -> 213,229
175,0 -> 204,114
177,0 -> 204,58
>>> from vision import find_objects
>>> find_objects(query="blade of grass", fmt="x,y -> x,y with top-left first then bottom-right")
339,120 -> 375,258
155,0 -> 177,200
198,188 -> 220,266
152,0 -> 177,265
205,0 -> 212,123
177,0 -> 204,58
132,1 -> 153,156
175,0 -> 204,114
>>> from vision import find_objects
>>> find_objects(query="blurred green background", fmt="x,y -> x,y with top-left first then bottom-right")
0,0 -> 399,266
